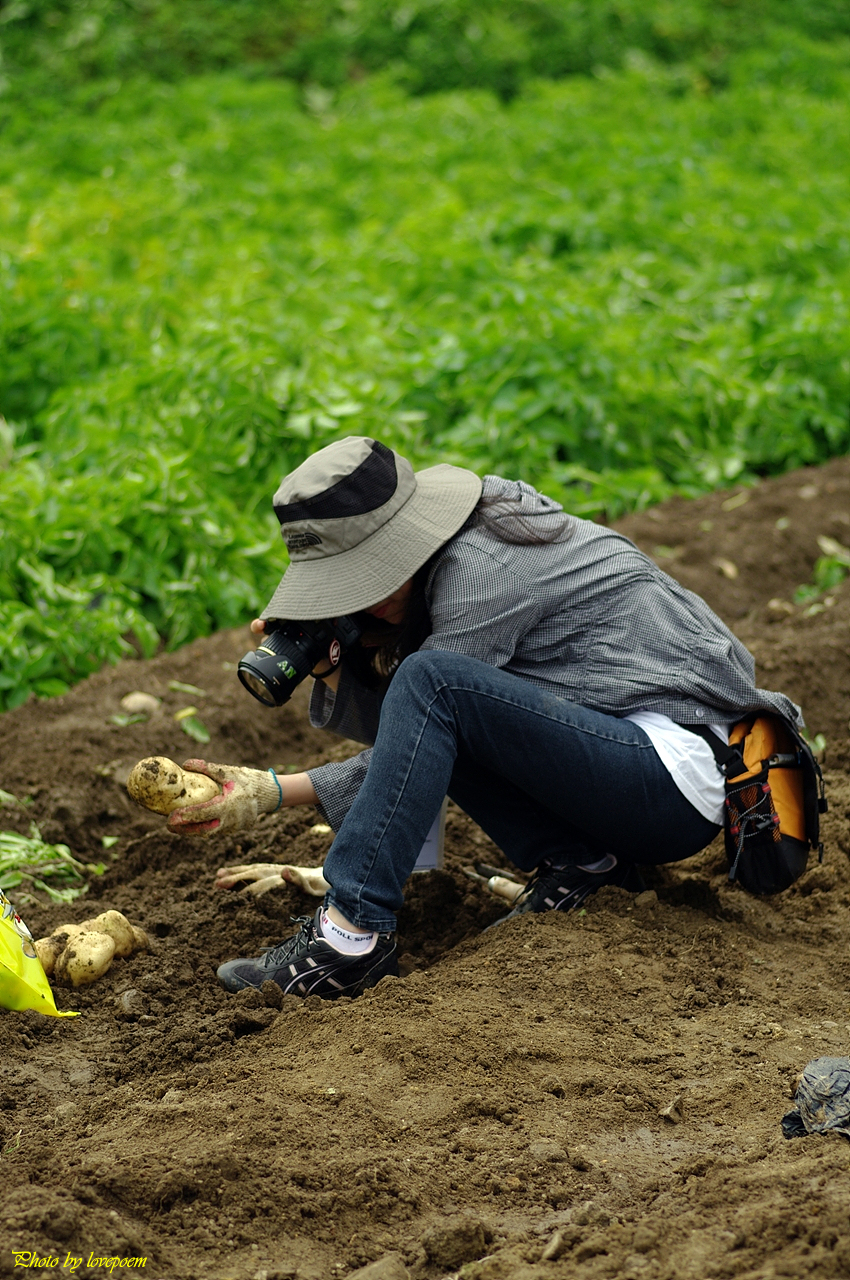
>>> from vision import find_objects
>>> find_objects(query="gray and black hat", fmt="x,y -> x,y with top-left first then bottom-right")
261,437 -> 482,619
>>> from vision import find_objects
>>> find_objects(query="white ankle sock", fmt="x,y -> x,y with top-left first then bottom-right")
320,911 -> 378,956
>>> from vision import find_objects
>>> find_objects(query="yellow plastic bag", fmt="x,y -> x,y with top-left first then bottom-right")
0,889 -> 78,1018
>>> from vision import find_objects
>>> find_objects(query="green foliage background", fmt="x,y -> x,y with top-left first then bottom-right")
1,1 -> 849,708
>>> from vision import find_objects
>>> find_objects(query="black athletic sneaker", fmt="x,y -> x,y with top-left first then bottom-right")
496,855 -> 644,923
216,908 -> 398,1000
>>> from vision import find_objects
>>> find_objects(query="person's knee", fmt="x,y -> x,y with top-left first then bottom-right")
392,649 -> 446,694
395,649 -> 473,689
384,651 -> 478,711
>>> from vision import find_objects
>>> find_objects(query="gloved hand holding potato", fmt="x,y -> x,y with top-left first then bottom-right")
127,756 -> 283,836
165,760 -> 284,835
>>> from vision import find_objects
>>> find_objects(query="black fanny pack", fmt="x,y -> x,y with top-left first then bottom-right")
691,714 -> 827,896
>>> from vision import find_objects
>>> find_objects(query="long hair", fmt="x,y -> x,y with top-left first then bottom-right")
346,488 -> 571,689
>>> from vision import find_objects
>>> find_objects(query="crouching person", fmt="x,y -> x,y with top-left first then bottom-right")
167,437 -> 803,1001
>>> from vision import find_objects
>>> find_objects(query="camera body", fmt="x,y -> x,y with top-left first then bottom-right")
237,616 -> 362,707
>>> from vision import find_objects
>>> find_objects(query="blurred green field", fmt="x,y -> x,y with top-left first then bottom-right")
1,2 -> 849,708
3,0 -> 850,97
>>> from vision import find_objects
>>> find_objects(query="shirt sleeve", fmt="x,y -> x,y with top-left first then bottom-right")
308,662 -> 383,745
306,660 -> 383,831
421,543 -> 542,667
307,749 -> 373,833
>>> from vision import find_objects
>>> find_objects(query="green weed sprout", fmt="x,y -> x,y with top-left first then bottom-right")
0,827 -> 106,906
794,537 -> 850,604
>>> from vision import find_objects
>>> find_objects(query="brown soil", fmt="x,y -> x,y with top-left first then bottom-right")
1,457 -> 849,1280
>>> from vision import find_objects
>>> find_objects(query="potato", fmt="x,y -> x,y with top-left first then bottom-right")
49,923 -> 87,951
127,756 -> 220,815
120,691 -> 160,715
131,925 -> 149,952
52,921 -> 83,937
55,931 -> 116,987
81,910 -> 135,958
35,935 -> 66,977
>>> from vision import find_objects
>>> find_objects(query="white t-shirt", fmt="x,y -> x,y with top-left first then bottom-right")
625,711 -> 730,825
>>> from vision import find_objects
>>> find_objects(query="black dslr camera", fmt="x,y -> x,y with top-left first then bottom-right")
237,616 -> 362,707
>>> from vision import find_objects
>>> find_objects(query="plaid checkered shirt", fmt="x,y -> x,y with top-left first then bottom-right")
306,476 -> 800,831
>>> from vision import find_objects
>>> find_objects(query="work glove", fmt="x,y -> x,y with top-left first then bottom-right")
166,759 -> 283,836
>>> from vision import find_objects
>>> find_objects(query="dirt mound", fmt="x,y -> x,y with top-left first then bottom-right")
1,458 -> 849,1280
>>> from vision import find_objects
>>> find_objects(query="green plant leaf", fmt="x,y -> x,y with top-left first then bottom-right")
180,715 -> 211,744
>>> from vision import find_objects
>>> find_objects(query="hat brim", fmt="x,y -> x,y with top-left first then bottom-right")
260,463 -> 483,620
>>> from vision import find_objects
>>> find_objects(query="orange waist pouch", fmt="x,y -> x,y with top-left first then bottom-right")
692,714 -> 826,896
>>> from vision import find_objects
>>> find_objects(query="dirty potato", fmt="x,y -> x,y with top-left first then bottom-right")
34,935 -> 66,977
82,910 -> 135,958
127,756 -> 219,815
131,925 -> 149,952
55,932 -> 116,987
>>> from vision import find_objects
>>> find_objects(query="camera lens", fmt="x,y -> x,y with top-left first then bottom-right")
237,626 -> 314,707
236,616 -> 362,707
237,664 -> 280,706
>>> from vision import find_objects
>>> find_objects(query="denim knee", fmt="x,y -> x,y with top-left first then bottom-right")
390,648 -> 459,691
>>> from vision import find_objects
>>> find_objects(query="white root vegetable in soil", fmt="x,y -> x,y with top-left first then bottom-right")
120,691 -> 161,715
55,931 -> 116,988
126,756 -> 220,815
36,910 -> 150,987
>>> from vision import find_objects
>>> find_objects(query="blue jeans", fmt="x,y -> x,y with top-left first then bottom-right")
323,651 -> 720,932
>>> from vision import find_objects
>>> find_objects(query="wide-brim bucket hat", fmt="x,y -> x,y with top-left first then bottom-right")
260,437 -> 482,620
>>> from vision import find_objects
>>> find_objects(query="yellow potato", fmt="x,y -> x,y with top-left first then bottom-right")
52,921 -> 83,937
55,931 -> 116,987
131,925 -> 149,952
49,923 -> 87,951
126,756 -> 220,815
119,691 -> 160,715
81,910 -> 135,958
34,935 -> 66,977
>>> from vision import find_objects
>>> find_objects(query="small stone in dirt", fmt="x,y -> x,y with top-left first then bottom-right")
160,1088 -> 185,1106
540,1230 -> 567,1261
345,1253 -> 410,1280
422,1215 -> 488,1268
659,1095 -> 683,1124
634,890 -> 658,909
573,1201 -> 610,1227
528,1139 -> 568,1163
54,1101 -> 76,1122
116,988 -> 148,1020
